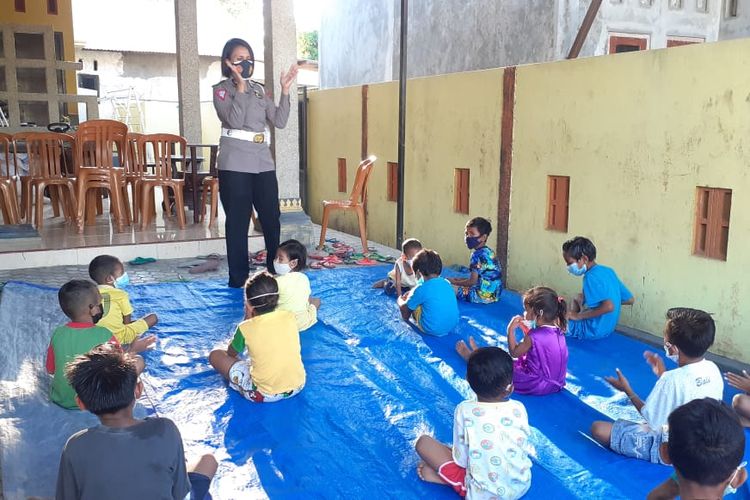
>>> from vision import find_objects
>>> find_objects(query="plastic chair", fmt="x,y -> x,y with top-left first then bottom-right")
0,133 -> 21,224
199,175 -> 219,225
73,119 -> 130,233
125,132 -> 147,223
137,133 -> 187,229
318,155 -> 377,252
19,132 -> 78,228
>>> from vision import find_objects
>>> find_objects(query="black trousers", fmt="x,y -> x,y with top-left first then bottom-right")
218,169 -> 280,287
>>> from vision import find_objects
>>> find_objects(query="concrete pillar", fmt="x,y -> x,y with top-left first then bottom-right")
174,0 -> 202,143
263,0 -> 301,209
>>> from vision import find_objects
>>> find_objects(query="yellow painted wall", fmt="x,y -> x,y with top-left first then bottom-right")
509,38 -> 750,362
307,69 -> 503,266
306,85 -> 363,238
0,0 -> 78,97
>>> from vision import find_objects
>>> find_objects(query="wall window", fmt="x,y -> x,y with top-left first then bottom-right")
608,35 -> 648,54
666,37 -> 703,48
386,161 -> 398,202
337,158 -> 347,193
454,168 -> 470,214
47,0 -> 58,15
694,187 -> 731,261
726,0 -> 738,17
546,175 -> 570,232
14,0 -> 26,13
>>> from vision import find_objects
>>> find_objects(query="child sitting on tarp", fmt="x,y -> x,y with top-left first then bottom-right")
88,255 -> 157,351
46,280 -> 141,410
209,271 -> 306,403
562,236 -> 634,340
448,217 -> 502,304
457,286 -> 569,396
415,346 -> 533,499
372,237 -> 423,296
274,239 -> 321,332
725,368 -> 750,427
647,398 -> 747,500
397,249 -> 459,337
590,307 -> 724,464
56,344 -> 217,499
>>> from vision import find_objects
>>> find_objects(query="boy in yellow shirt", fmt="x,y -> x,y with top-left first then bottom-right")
209,271 -> 305,403
88,255 -> 157,352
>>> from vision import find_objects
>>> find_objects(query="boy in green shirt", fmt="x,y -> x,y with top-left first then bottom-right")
46,280 -> 144,409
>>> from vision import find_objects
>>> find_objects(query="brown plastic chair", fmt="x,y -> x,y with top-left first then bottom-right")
18,132 -> 78,228
74,119 -> 130,233
199,175 -> 219,225
125,132 -> 147,223
137,133 -> 187,229
0,133 -> 21,224
318,155 -> 377,252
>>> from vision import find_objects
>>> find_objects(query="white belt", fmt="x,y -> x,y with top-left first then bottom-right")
221,127 -> 270,144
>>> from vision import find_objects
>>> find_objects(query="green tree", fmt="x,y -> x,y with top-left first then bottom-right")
298,30 -> 318,61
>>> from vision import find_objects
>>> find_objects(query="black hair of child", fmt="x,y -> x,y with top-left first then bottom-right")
245,271 -> 279,315
467,217 -> 492,237
466,347 -> 514,400
412,249 -> 442,277
58,279 -> 99,320
665,307 -> 715,358
65,344 -> 138,415
402,238 -> 423,254
524,286 -> 568,332
279,239 -> 307,271
220,38 -> 254,78
88,255 -> 121,284
668,398 -> 745,486
562,236 -> 597,261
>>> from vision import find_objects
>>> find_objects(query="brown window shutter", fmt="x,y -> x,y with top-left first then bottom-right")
337,158 -> 347,193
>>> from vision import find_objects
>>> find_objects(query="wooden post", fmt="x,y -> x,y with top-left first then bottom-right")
567,0 -> 604,59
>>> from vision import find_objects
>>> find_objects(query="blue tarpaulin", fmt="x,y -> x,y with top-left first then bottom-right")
0,266 -> 748,499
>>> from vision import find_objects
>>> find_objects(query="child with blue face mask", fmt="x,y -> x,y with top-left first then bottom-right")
448,217 -> 502,304
88,255 -> 157,352
274,239 -> 320,332
647,398 -> 746,499
562,236 -> 634,340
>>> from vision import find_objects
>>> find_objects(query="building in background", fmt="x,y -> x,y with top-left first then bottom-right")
319,0 -> 750,88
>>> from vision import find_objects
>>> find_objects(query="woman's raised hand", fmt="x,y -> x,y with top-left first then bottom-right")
280,64 -> 299,94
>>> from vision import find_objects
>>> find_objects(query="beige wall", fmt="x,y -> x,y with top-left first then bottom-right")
509,39 -> 750,362
307,69 -> 504,266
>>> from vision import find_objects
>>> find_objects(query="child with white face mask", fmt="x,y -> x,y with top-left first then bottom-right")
273,239 -> 320,332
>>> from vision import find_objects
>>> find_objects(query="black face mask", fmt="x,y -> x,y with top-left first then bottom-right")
234,59 -> 254,79
91,305 -> 104,324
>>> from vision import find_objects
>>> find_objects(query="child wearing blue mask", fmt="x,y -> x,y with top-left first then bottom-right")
562,236 -> 634,340
89,255 -> 157,351
647,398 -> 746,499
448,217 -> 502,304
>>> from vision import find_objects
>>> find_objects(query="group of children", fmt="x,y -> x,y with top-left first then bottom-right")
47,239 -> 320,498
43,214 -> 750,499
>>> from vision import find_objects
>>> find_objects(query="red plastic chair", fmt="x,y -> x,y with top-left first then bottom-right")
318,155 -> 377,252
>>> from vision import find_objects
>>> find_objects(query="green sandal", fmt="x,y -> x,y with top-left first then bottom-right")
128,257 -> 157,265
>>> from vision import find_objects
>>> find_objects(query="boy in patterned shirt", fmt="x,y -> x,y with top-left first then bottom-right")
449,217 -> 502,304
415,347 -> 533,499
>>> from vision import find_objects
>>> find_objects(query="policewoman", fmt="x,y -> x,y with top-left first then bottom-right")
212,38 -> 298,287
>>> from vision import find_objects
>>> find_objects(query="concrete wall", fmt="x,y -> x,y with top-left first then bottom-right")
509,38 -> 750,362
319,0 -> 556,88
720,4 -> 750,40
307,68 -> 503,266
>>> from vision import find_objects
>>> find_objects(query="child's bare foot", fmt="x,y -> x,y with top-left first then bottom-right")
469,336 -> 479,351
417,461 -> 446,484
456,340 -> 472,362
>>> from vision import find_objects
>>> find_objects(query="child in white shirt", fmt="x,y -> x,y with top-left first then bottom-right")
372,238 -> 422,296
415,347 -> 533,499
590,307 -> 724,463
274,239 -> 320,332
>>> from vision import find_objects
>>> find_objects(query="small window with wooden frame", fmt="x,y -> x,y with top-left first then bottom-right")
337,158 -> 347,193
608,34 -> 648,54
15,0 -> 26,12
454,168 -> 470,214
387,161 -> 398,202
693,187 -> 731,261
47,0 -> 59,14
546,175 -> 570,232
666,36 -> 703,48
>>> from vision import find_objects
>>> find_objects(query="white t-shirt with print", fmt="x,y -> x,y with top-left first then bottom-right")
641,358 -> 724,430
387,257 -> 417,288
452,399 -> 533,500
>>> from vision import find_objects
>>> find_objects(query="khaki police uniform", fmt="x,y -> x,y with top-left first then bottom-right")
212,77 -> 290,286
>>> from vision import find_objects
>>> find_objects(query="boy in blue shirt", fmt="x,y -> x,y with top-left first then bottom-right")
448,217 -> 502,304
398,249 -> 459,336
562,236 -> 634,340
